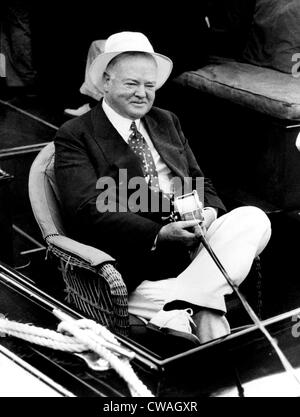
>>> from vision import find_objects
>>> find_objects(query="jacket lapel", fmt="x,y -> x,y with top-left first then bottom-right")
90,102 -> 187,181
91,102 -> 145,179
143,112 -> 187,179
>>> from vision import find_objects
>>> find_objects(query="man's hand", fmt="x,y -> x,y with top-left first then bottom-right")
157,219 -> 203,248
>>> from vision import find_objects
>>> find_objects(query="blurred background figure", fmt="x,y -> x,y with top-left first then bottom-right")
0,0 -> 37,98
64,40 -> 105,117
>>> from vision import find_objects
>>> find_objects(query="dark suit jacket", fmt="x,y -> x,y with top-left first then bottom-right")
54,102 -> 226,289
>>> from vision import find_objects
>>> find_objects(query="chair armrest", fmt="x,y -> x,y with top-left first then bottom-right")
45,234 -> 115,267
46,234 -> 129,334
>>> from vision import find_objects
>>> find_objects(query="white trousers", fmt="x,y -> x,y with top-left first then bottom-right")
128,206 -> 271,320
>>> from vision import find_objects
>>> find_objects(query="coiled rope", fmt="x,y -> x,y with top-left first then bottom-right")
0,310 -> 153,397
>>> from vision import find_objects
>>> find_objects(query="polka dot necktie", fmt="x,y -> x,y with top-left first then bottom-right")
128,121 -> 160,191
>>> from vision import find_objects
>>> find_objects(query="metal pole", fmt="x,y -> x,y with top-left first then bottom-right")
198,230 -> 300,389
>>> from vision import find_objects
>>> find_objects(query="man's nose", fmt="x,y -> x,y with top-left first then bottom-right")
134,85 -> 146,97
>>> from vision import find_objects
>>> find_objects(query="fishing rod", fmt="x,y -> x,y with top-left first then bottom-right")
173,190 -> 300,390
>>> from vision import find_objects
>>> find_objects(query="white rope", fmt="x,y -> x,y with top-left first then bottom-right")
0,312 -> 153,397
0,317 -> 85,352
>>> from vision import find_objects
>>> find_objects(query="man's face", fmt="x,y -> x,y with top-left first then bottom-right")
103,54 -> 157,120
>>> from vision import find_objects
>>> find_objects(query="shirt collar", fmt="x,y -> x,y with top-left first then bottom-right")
102,99 -> 141,142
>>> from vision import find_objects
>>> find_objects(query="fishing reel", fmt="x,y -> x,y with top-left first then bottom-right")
168,190 -> 204,223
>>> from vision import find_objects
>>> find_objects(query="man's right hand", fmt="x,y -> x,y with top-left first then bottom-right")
157,220 -> 203,248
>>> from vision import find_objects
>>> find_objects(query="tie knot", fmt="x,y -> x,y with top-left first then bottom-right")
130,121 -> 138,133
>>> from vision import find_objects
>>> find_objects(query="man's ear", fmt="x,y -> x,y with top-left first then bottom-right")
102,72 -> 111,92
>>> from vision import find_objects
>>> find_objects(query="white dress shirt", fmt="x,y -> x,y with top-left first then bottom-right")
102,100 -> 174,194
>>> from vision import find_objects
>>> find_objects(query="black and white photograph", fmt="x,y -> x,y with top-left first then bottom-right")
0,0 -> 300,401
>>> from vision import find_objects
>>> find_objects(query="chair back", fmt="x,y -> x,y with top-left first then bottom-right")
28,142 -> 66,240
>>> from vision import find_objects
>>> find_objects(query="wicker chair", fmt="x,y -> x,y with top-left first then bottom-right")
28,142 -> 129,335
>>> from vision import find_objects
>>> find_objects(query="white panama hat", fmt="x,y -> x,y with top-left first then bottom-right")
89,31 -> 173,92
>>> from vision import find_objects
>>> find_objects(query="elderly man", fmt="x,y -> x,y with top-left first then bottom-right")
54,32 -> 271,345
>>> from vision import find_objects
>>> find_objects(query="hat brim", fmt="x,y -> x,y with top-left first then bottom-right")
89,51 -> 173,93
